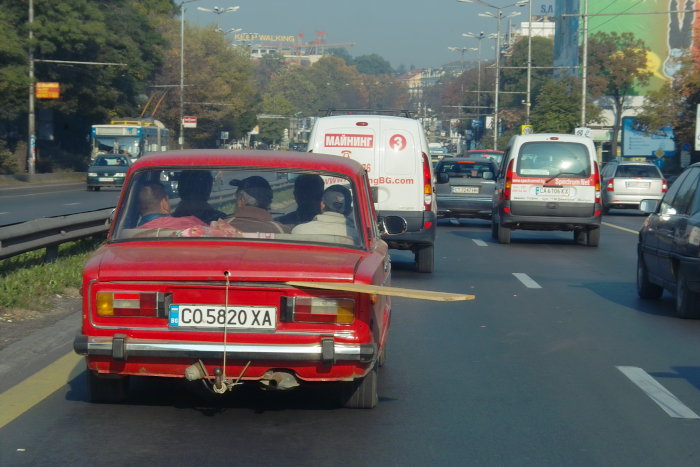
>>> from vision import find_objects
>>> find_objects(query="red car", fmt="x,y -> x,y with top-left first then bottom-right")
74,150 -> 404,408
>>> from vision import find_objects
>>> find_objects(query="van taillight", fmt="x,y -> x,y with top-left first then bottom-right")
662,179 -> 668,193
502,159 -> 514,201
593,161 -> 601,204
422,152 -> 433,211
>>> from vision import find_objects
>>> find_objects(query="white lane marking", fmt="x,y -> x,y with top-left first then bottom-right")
473,239 -> 488,247
617,366 -> 700,419
513,273 -> 542,289
0,212 -> 8,215
64,202 -> 80,206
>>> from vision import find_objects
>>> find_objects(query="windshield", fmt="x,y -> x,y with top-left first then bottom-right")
437,160 -> 496,178
94,136 -> 142,158
614,165 -> 661,178
112,167 -> 363,248
516,142 -> 591,178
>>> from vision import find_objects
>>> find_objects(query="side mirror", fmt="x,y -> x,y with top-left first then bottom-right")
437,173 -> 449,184
379,215 -> 407,236
639,199 -> 659,213
483,171 -> 494,180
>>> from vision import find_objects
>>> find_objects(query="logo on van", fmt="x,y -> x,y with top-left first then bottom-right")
324,134 -> 374,148
389,134 -> 407,151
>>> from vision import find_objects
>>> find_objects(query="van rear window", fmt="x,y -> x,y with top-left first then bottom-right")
516,142 -> 591,178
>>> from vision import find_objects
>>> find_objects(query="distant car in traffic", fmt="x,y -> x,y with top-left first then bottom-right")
601,161 -> 667,213
637,162 -> 700,318
435,157 -> 497,220
86,154 -> 131,191
461,149 -> 505,166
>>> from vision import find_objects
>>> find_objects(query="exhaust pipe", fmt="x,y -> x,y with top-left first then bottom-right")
260,370 -> 300,391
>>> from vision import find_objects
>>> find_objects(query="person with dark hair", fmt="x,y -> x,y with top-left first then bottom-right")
276,174 -> 325,226
137,183 -> 206,229
226,176 -> 287,233
292,185 -> 356,238
172,170 -> 226,223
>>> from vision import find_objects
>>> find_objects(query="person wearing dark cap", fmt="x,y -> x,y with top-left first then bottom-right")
275,174 -> 325,226
172,170 -> 227,223
292,185 -> 356,238
227,176 -> 287,233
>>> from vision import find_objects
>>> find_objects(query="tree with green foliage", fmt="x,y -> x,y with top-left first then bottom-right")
587,31 -> 652,158
353,54 -> 394,75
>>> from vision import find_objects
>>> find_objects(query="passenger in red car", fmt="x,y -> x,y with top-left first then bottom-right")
227,176 -> 287,233
172,170 -> 227,223
292,185 -> 356,238
137,183 -> 206,229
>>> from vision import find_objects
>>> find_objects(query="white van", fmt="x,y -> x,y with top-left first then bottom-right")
492,133 -> 602,246
308,114 -> 437,272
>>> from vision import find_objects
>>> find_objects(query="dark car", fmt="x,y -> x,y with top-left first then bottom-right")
461,149 -> 505,166
86,154 -> 131,191
435,157 -> 497,220
637,162 -> 700,318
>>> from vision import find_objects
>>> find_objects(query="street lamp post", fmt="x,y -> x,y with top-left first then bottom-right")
196,5 -> 240,31
463,31 -> 494,147
525,0 -> 533,124
458,0 -> 526,149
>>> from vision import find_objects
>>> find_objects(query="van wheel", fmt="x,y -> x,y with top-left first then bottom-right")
675,269 -> 700,319
586,228 -> 600,247
637,255 -> 663,299
340,366 -> 378,409
491,219 -> 498,239
497,223 -> 511,244
87,370 -> 129,403
415,245 -> 434,273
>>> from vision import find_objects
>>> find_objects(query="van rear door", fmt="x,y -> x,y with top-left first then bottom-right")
375,121 -> 420,212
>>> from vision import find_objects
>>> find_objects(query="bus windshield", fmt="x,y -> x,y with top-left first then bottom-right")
93,136 -> 142,158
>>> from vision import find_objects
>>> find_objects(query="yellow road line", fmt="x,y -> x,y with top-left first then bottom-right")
602,221 -> 639,235
0,352 -> 83,430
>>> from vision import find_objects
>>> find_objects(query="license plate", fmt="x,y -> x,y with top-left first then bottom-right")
169,304 -> 276,329
98,177 -> 114,182
626,181 -> 650,189
452,186 -> 479,194
536,186 -> 570,196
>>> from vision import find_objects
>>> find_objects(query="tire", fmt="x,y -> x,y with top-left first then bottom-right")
340,366 -> 378,409
602,204 -> 610,215
378,342 -> 387,368
87,370 -> 129,403
637,255 -> 663,299
573,230 -> 584,244
675,269 -> 700,319
586,227 -> 600,247
497,223 -> 511,244
415,245 -> 434,273
491,219 -> 498,239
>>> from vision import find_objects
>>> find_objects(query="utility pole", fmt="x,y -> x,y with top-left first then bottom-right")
28,0 -> 35,174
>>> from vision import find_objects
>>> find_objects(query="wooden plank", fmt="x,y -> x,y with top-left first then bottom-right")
285,281 -> 475,302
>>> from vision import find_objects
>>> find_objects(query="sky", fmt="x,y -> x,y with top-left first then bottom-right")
187,0 -> 547,69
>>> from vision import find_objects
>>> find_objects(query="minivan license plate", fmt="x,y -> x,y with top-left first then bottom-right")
536,186 -> 570,196
169,304 -> 276,329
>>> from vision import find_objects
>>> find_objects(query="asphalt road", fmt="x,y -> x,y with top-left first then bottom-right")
2,212 -> 700,466
0,181 -> 121,226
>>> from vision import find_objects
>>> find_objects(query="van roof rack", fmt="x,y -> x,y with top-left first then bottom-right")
322,109 -> 414,118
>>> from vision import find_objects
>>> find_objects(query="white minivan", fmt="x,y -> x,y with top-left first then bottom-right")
308,114 -> 437,272
492,133 -> 602,246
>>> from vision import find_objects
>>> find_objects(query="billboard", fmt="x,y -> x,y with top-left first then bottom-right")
589,0 -> 698,90
621,116 -> 675,158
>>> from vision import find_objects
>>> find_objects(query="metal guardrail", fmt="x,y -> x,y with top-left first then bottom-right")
0,208 -> 113,262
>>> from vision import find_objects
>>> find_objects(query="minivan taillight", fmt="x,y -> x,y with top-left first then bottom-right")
593,161 -> 601,204
422,152 -> 433,211
502,159 -> 514,201
606,179 -> 614,192
662,179 -> 668,193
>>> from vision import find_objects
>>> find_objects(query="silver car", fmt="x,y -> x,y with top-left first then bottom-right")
600,161 -> 667,213
435,157 -> 497,220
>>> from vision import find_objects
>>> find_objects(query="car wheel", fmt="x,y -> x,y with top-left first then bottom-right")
675,269 -> 700,319
378,341 -> 387,368
340,365 -> 378,409
637,255 -> 663,299
497,223 -> 511,244
491,218 -> 498,239
415,245 -> 434,273
573,230 -> 584,244
602,204 -> 609,215
87,370 -> 129,403
586,227 -> 600,247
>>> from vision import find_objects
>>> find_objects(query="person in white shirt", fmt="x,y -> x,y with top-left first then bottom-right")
292,185 -> 356,239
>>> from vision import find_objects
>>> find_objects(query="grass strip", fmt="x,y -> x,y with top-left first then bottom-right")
0,235 -> 105,309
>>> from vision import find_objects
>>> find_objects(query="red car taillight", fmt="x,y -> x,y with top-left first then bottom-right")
283,296 -> 355,324
96,291 -> 168,317
422,152 -> 433,211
